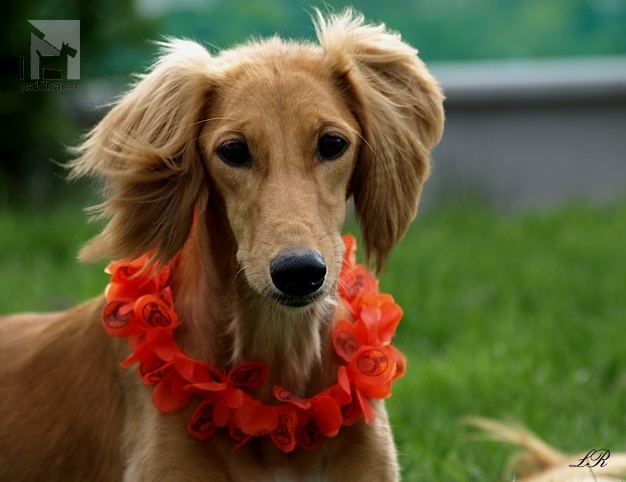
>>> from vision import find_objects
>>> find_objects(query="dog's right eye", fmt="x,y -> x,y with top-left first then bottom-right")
217,141 -> 251,167
317,134 -> 348,160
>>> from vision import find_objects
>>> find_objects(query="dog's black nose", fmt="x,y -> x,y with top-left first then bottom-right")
270,250 -> 326,297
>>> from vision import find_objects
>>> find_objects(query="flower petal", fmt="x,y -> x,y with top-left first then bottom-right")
142,361 -> 174,385
236,399 -> 279,436
297,415 -> 324,451
147,328 -> 181,361
135,295 -> 178,331
378,302 -> 403,344
187,399 -> 218,441
101,300 -> 134,337
185,381 -> 228,393
312,395 -> 343,437
333,320 -> 361,362
388,345 -> 407,381
213,399 -> 231,427
348,346 -> 397,387
227,362 -> 268,389
224,388 -> 245,409
354,389 -> 376,424
340,265 -> 379,303
152,371 -> 192,413
359,307 -> 383,346
174,354 -> 215,384
271,408 -> 298,453
273,386 -> 311,410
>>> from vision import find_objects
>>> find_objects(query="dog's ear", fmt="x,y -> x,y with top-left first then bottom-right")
70,40 -> 213,265
316,10 -> 445,272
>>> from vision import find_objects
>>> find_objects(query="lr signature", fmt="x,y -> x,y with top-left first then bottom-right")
569,449 -> 611,468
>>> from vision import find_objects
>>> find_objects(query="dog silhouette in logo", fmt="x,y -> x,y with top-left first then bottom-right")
36,42 -> 77,80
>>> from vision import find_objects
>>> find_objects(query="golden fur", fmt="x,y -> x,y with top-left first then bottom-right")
0,10 -> 444,481
464,418 -> 626,482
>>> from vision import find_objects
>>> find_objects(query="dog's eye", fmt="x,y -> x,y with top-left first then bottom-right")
318,135 -> 348,160
217,141 -> 251,167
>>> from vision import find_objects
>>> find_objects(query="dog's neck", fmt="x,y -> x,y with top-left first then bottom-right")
171,202 -> 336,400
230,285 -> 337,397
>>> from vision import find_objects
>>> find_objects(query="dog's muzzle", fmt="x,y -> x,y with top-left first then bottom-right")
270,250 -> 326,306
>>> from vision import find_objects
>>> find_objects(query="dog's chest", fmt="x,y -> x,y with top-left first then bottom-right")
274,470 -> 325,482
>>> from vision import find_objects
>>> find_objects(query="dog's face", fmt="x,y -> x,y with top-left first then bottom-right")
71,12 -> 445,309
200,50 -> 360,307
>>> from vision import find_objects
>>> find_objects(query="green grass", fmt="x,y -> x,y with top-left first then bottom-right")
380,201 -> 626,480
0,204 -> 106,313
2,200 -> 625,480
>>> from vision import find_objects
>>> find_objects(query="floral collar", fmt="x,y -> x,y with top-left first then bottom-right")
101,235 -> 406,453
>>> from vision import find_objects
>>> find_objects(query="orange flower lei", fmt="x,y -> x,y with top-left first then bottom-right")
102,235 -> 406,453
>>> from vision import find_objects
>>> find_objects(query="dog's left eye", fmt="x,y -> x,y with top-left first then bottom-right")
218,141 -> 251,167
318,135 -> 348,160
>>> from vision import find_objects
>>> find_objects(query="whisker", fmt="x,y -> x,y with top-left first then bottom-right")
190,116 -> 239,128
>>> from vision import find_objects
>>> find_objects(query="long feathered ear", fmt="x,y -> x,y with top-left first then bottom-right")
316,10 -> 445,272
69,40 -> 213,265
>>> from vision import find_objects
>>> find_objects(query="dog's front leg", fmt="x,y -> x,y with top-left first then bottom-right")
121,381 -> 231,482
324,402 -> 400,482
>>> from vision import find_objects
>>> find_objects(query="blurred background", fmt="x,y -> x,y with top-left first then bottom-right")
2,2 -> 626,480
1,0 -> 625,209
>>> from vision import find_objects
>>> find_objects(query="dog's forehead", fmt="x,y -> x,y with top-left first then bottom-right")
217,46 -> 344,115
201,45 -> 359,152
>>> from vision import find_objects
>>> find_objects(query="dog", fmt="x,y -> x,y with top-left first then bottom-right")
464,418 -> 626,481
0,10 -> 444,481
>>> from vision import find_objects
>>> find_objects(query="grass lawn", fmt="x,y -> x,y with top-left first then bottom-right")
1,199 -> 625,480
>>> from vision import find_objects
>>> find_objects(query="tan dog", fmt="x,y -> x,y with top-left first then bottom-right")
464,418 -> 626,482
0,10 -> 443,481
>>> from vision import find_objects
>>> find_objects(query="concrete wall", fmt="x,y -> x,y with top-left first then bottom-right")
423,57 -> 626,211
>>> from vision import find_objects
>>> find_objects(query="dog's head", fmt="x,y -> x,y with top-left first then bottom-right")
72,10 -> 444,309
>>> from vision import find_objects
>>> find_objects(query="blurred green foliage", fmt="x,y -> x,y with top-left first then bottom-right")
158,0 -> 626,61
2,0 -> 626,208
0,0 -> 156,208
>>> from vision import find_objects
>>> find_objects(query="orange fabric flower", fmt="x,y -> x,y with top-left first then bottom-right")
102,234 -> 407,453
